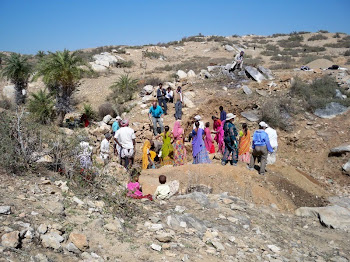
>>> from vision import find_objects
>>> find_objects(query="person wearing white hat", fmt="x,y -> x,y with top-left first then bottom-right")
247,122 -> 274,175
222,113 -> 239,166
188,115 -> 205,142
260,122 -> 278,164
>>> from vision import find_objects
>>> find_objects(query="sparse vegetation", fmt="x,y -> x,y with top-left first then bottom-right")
324,36 -> 350,48
143,51 -> 165,60
278,35 -> 304,48
308,34 -> 328,41
290,76 -> 350,111
318,30 -> 329,33
28,89 -> 55,124
270,55 -> 295,63
82,103 -> 96,120
270,63 -> 296,70
116,60 -> 135,68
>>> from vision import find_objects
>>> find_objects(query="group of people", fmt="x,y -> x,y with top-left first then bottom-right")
142,105 -> 278,176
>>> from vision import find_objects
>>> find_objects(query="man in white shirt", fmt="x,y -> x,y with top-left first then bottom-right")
260,121 -> 278,164
192,115 -> 205,130
100,133 -> 112,165
165,87 -> 174,103
230,51 -> 244,72
114,119 -> 136,169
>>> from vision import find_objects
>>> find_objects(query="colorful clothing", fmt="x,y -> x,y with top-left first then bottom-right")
213,119 -> 222,131
220,110 -> 227,122
142,140 -> 157,170
214,120 -> 225,154
238,130 -> 251,163
127,182 -> 143,198
192,128 -> 211,164
222,121 -> 238,165
161,132 -> 173,158
204,127 -> 215,154
173,121 -> 186,166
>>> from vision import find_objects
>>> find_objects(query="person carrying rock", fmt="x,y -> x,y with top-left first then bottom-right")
156,83 -> 167,115
230,51 -> 244,72
149,101 -> 164,136
260,121 -> 278,164
247,122 -> 274,175
114,119 -> 136,170
174,86 -> 183,120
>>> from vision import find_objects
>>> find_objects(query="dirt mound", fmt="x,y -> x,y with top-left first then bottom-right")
306,59 -> 333,69
140,159 -> 329,212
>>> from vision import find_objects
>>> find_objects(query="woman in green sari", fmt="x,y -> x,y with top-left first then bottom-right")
157,126 -> 174,166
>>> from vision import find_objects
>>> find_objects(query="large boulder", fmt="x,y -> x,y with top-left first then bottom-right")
343,159 -> 350,174
329,144 -> 350,156
258,66 -> 275,80
242,85 -> 252,95
142,95 -> 154,104
69,232 -> 89,251
199,70 -> 211,79
241,111 -> 259,122
225,45 -> 235,52
187,70 -> 196,78
314,102 -> 349,119
89,62 -> 108,73
245,66 -> 267,83
102,115 -> 112,124
295,205 -> 350,230
2,85 -> 15,103
93,52 -> 118,67
177,70 -> 188,79
143,85 -> 154,95
1,231 -> 20,248
41,232 -> 64,250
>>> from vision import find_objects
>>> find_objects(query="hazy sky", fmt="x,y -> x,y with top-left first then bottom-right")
1,0 -> 349,54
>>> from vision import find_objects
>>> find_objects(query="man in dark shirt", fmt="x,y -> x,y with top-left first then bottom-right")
219,106 -> 226,122
156,83 -> 167,115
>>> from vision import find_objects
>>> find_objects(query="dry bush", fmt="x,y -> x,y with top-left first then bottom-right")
344,50 -> 350,56
181,34 -> 205,43
308,34 -> 328,41
260,44 -> 280,56
143,77 -> 163,86
318,30 -> 329,33
116,60 -> 135,68
261,97 -> 296,131
303,45 -> 326,53
0,98 -> 13,110
98,103 -> 116,119
271,33 -> 288,37
270,63 -> 296,70
324,36 -> 350,48
270,55 -> 295,63
278,35 -> 304,48
143,51 -> 165,59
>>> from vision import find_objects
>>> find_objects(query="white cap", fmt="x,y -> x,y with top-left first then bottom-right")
194,115 -> 201,121
116,116 -> 122,120
226,113 -> 236,121
259,121 -> 268,127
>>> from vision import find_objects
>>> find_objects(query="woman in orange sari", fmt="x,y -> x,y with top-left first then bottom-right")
238,123 -> 251,163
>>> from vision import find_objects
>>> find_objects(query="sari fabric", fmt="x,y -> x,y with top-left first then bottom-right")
214,120 -> 225,153
238,130 -> 251,163
213,119 -> 222,131
161,131 -> 173,157
204,127 -> 215,154
142,140 -> 156,170
192,128 -> 211,164
173,121 -> 186,166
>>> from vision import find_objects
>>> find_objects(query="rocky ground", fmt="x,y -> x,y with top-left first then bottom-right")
1,32 -> 350,261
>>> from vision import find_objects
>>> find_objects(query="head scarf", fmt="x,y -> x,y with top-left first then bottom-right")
142,140 -> 156,170
120,119 -> 129,127
172,120 -> 183,138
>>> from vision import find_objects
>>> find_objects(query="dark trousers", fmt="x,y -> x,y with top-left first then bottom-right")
158,97 -> 167,114
175,101 -> 182,120
249,146 -> 268,174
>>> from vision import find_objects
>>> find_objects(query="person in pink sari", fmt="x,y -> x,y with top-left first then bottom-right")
126,170 -> 153,200
204,122 -> 215,154
214,120 -> 225,153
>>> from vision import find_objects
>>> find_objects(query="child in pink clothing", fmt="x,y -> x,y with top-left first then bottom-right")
126,170 -> 153,200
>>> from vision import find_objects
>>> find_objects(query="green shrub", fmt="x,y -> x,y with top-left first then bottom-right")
116,60 -> 135,68
290,76 -> 350,111
206,35 -> 228,42
28,89 -> 55,124
181,34 -> 205,43
318,30 -> 329,33
303,45 -> 326,52
333,33 -> 341,38
83,104 -> 96,120
271,33 -> 287,37
308,34 -> 328,41
270,63 -> 296,70
143,51 -> 165,60
98,103 -> 116,119
324,36 -> 350,48
110,74 -> 139,104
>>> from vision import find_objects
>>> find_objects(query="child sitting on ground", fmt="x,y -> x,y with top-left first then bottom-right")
153,175 -> 179,200
127,169 -> 153,200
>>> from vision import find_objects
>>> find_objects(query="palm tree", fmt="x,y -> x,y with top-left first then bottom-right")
36,51 -> 46,59
110,74 -> 138,103
28,89 -> 54,124
1,53 -> 32,105
35,49 -> 86,126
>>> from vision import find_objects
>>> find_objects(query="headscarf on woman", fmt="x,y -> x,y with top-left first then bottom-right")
142,140 -> 156,170
214,120 -> 225,153
172,120 -> 183,139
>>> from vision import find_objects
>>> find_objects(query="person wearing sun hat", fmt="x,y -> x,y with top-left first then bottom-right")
247,121 -> 274,175
222,113 -> 239,166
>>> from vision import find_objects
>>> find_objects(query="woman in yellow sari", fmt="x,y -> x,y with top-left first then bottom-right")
160,126 -> 174,166
142,140 -> 157,170
238,123 -> 251,163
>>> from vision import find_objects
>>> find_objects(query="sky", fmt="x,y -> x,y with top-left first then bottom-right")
1,0 -> 350,54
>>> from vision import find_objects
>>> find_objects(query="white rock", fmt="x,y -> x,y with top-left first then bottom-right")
143,85 -> 154,95
0,206 -> 11,215
41,232 -> 64,250
175,206 -> 186,213
89,62 -> 108,73
37,224 -> 48,234
267,244 -> 281,253
225,45 -> 235,52
211,240 -> 225,251
177,70 -> 188,79
180,221 -> 187,228
142,95 -> 153,104
242,85 -> 252,95
150,243 -> 162,252
187,70 -> 196,78
102,114 -> 112,124
36,155 -> 53,163
2,85 -> 15,102
72,197 -> 84,206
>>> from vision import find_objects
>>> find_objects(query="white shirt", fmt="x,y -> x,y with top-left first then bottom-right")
166,90 -> 173,99
154,184 -> 170,200
114,127 -> 136,149
235,53 -> 243,63
193,121 -> 205,130
265,127 -> 278,148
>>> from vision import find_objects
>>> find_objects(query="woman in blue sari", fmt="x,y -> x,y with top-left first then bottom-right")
192,122 -> 211,164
